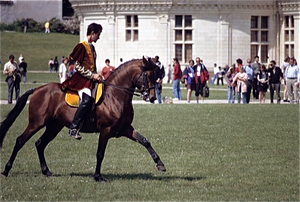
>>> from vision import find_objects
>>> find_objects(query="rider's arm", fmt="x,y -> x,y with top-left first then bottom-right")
74,61 -> 94,79
69,43 -> 94,80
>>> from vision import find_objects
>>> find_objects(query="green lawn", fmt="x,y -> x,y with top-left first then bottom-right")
0,32 -> 79,70
0,104 -> 298,201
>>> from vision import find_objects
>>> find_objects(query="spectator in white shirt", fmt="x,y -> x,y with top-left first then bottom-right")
59,58 -> 69,83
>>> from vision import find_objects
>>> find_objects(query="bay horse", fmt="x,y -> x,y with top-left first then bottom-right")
0,57 -> 166,182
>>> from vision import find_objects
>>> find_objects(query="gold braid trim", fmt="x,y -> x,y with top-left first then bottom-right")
81,40 -> 95,72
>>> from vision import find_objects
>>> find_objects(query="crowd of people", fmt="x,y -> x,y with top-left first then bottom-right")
154,55 -> 299,105
224,56 -> 298,104
3,52 -> 299,106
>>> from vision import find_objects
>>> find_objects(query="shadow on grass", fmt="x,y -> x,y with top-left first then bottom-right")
69,172 -> 205,182
6,171 -> 204,182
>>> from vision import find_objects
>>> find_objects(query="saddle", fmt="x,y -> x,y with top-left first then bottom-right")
65,83 -> 104,107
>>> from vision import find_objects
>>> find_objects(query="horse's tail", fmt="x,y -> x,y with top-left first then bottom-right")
0,88 -> 36,148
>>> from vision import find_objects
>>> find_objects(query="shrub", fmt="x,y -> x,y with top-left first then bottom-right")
0,17 -> 79,35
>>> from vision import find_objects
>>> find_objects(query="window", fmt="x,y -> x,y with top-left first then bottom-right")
251,31 -> 258,42
284,15 -> 294,57
126,15 -> 138,41
185,45 -> 192,63
251,16 -> 258,28
261,16 -> 268,29
175,30 -> 182,41
251,45 -> 259,60
175,44 -> 182,62
261,31 -> 268,42
250,16 -> 269,63
174,15 -> 193,63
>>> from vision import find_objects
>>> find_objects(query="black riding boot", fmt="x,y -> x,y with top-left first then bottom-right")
69,93 -> 94,140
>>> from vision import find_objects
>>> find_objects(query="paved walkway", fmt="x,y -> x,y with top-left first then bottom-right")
0,99 -> 289,105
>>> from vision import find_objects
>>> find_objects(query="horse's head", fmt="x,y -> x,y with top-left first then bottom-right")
135,56 -> 157,103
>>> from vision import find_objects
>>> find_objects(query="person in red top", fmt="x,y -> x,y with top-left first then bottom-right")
236,58 -> 243,73
101,59 -> 115,80
172,58 -> 182,100
62,23 -> 103,140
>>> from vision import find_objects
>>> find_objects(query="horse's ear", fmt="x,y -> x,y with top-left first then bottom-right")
143,56 -> 148,66
148,57 -> 156,67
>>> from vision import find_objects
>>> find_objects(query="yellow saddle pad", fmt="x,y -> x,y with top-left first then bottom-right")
65,83 -> 104,107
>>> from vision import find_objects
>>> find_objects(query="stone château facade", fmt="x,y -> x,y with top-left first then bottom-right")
70,0 -> 299,74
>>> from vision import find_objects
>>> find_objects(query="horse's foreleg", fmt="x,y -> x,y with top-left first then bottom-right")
94,135 -> 108,182
35,121 -> 64,177
1,124 -> 42,177
128,127 -> 166,172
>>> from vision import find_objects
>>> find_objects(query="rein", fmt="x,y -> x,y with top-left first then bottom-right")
101,71 -> 154,98
101,80 -> 142,97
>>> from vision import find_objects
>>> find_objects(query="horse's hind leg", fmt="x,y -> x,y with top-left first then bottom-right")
1,124 -> 43,177
124,126 -> 166,172
35,121 -> 64,177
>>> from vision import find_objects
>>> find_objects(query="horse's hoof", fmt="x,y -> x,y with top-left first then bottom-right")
94,175 -> 108,182
46,172 -> 53,177
42,169 -> 53,177
1,171 -> 8,177
157,165 -> 166,172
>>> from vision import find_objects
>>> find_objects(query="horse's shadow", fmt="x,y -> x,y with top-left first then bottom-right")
69,172 -> 205,182
7,171 -> 205,182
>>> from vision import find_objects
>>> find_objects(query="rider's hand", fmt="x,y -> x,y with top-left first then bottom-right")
93,73 -> 102,81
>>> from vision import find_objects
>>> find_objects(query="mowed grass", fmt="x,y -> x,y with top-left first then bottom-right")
0,103 -> 298,201
0,32 -> 79,70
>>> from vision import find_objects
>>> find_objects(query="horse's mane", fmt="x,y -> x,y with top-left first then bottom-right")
105,58 -> 142,82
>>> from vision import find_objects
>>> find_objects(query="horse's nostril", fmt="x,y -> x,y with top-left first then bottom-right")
150,97 -> 156,103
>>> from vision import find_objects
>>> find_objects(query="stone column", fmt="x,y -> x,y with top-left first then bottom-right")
107,15 -> 115,67
158,14 -> 169,83
218,18 -> 231,67
294,15 -> 300,61
79,15 -> 84,41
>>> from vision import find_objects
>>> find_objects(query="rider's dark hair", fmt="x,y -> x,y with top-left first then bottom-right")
87,23 -> 103,35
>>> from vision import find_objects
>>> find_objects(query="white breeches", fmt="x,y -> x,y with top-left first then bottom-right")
78,88 -> 91,100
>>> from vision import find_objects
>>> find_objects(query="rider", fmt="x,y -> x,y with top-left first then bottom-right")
62,23 -> 103,140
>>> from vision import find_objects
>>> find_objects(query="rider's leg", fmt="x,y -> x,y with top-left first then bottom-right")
69,88 -> 94,140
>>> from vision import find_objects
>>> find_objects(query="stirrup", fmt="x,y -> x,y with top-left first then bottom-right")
69,129 -> 82,140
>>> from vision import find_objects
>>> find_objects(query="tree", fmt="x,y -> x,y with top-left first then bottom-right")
63,0 -> 74,17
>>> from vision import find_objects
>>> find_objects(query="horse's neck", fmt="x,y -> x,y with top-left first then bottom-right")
104,65 -> 140,102
108,66 -> 139,89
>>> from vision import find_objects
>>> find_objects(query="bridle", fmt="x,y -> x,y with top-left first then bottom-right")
101,70 -> 155,100
134,71 -> 156,100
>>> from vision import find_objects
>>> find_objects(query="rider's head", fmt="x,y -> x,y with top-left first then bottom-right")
87,23 -> 103,43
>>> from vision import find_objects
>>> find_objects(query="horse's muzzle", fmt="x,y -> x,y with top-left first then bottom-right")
149,95 -> 156,103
